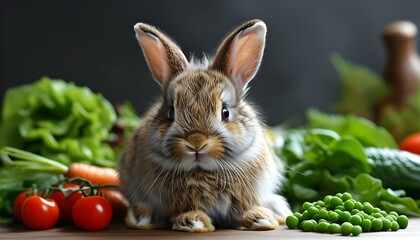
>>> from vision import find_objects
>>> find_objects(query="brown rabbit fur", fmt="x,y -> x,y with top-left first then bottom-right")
119,19 -> 291,232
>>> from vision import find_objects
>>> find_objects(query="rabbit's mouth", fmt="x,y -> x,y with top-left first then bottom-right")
194,152 -> 201,162
179,153 -> 220,171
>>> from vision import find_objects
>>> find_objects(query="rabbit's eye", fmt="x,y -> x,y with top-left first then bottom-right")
221,105 -> 230,121
168,106 -> 175,121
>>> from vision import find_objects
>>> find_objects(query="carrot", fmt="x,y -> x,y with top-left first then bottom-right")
65,163 -> 128,216
100,188 -> 129,217
66,162 -> 120,185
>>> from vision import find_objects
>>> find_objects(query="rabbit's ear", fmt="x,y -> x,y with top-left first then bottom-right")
134,23 -> 188,87
211,20 -> 267,92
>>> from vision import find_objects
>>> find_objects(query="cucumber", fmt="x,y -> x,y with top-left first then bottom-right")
365,147 -> 420,198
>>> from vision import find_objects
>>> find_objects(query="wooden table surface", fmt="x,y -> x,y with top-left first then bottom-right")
1,218 -> 419,239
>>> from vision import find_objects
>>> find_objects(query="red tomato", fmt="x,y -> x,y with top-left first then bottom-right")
399,132 -> 420,155
50,183 -> 84,223
21,196 -> 59,230
13,190 -> 34,223
72,196 -> 113,231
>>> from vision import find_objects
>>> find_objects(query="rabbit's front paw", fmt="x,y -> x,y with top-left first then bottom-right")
172,210 -> 215,232
125,206 -> 163,230
240,206 -> 279,230
264,194 -> 293,225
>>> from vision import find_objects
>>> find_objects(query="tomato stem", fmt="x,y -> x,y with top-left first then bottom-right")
42,178 -> 120,200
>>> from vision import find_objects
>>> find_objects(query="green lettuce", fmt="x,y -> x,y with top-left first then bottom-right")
0,77 -> 117,167
306,109 -> 398,148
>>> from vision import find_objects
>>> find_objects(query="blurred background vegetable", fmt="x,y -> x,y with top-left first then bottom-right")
333,21 -> 420,142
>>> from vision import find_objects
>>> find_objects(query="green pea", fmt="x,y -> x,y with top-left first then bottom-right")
382,218 -> 392,231
328,211 -> 340,223
397,215 -> 409,229
318,219 -> 328,223
380,210 -> 388,217
361,219 -> 372,232
362,203 -> 374,214
350,215 -> 362,225
319,209 -> 329,220
286,215 -> 300,229
324,195 -> 332,205
351,209 -> 360,215
361,212 -> 370,219
303,202 -> 313,210
341,222 -> 353,236
315,200 -> 325,207
335,205 -> 345,211
328,223 -> 341,234
391,221 -> 399,231
389,211 -> 399,217
308,206 -> 319,216
373,207 -> 381,213
334,209 -> 343,215
298,220 -> 306,230
341,192 -> 352,202
293,212 -> 302,219
371,218 -> 383,231
356,212 -> 365,221
300,211 -> 309,221
309,219 -> 317,231
330,197 -> 343,208
354,201 -> 363,210
372,212 -> 383,218
351,225 -> 362,236
339,211 -> 351,222
335,193 -> 343,199
303,220 -> 315,232
316,221 -> 329,233
343,199 -> 354,211
313,222 -> 319,232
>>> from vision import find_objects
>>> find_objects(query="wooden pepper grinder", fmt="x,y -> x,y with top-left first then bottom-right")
382,20 -> 420,110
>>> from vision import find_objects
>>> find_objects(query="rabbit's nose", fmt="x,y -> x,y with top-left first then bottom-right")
186,132 -> 208,151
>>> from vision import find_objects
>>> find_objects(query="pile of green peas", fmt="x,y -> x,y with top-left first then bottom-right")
286,192 -> 409,236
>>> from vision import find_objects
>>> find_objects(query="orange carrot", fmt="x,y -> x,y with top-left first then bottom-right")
66,163 -> 120,185
100,188 -> 129,217
66,163 -> 128,216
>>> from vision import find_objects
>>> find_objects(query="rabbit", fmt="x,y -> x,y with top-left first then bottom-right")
118,19 -> 292,232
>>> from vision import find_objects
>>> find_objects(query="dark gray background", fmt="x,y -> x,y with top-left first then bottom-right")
1,0 -> 420,125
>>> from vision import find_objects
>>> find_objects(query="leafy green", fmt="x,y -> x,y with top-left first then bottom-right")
0,77 -> 117,167
279,111 -> 420,216
0,147 -> 69,223
280,128 -> 371,210
351,174 -> 420,217
331,53 -> 390,120
378,90 -> 420,141
306,109 -> 398,148
332,53 -> 420,141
